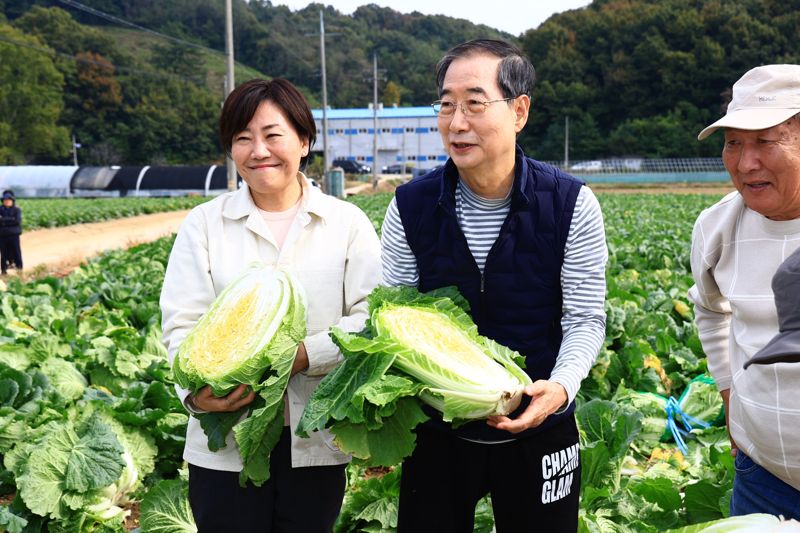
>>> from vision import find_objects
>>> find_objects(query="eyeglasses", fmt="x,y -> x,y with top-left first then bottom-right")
431,97 -> 517,117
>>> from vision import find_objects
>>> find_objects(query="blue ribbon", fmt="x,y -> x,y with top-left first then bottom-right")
665,396 -> 711,455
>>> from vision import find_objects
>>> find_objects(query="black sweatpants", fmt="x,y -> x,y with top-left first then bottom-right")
398,416 -> 581,533
0,235 -> 22,273
188,427 -> 347,533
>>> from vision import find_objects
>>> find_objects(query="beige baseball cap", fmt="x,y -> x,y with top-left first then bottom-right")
697,64 -> 800,140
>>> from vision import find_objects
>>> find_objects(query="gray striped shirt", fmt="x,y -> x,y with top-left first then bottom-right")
381,179 -> 607,406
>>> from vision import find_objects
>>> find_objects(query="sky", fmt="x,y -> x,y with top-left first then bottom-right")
272,0 -> 592,36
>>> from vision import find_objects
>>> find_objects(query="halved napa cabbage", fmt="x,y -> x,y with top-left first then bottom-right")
297,285 -> 532,467
172,263 -> 306,486
373,304 -> 529,418
173,264 -> 306,396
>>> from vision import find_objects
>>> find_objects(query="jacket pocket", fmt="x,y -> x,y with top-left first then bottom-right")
294,268 -> 345,331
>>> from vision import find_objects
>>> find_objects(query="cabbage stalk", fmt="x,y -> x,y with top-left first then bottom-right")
172,264 -> 307,486
297,286 -> 532,467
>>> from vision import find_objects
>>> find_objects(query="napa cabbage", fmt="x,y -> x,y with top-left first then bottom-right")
297,286 -> 531,466
4,411 -> 150,531
172,264 -> 306,486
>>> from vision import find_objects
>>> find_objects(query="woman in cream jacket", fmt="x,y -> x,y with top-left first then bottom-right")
160,78 -> 381,532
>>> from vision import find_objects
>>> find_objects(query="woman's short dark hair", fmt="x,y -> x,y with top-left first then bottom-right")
219,78 -> 316,169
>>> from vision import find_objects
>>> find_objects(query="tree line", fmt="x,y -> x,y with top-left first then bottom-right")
1,0 -> 798,165
520,0 -> 800,159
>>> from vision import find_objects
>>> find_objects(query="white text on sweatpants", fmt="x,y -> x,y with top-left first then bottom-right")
541,443 -> 579,504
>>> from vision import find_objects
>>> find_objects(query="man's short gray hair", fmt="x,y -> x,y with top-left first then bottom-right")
436,39 -> 535,99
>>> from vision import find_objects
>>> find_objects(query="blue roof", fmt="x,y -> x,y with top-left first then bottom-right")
312,106 -> 436,120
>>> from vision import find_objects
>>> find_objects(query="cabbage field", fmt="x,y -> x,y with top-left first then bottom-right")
0,192 -> 734,532
16,197 -> 209,230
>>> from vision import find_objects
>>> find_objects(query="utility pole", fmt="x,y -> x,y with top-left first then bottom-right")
563,116 -> 570,169
225,0 -> 236,191
72,134 -> 79,166
320,10 -> 330,189
306,12 -> 338,192
372,52 -> 379,188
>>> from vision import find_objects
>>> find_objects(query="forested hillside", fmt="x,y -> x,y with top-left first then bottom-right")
2,0 -> 799,165
522,0 -> 800,159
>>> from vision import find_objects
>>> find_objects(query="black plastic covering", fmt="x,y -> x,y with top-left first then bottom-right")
69,165 -> 241,193
139,166 -> 208,190
210,166 -> 239,189
70,166 -> 119,190
106,166 -> 145,191
139,166 -> 241,190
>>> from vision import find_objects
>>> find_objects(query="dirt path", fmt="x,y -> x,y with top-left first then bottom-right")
589,182 -> 735,195
18,210 -> 191,277
364,176 -> 735,197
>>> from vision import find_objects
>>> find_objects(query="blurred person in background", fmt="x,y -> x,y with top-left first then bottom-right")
690,64 -> 800,519
0,190 -> 22,275
160,78 -> 381,532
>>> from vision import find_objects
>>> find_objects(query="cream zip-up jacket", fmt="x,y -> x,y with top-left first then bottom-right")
161,176 -> 382,471
689,191 -> 800,489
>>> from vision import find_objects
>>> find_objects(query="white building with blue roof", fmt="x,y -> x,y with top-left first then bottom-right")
311,106 -> 447,173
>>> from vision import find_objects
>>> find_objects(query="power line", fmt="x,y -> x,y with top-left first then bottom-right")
55,0 -> 270,74
0,33 -> 198,84
57,0 -> 217,54
267,35 -> 317,72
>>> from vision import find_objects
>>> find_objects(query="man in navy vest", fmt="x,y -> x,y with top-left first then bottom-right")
381,39 -> 608,532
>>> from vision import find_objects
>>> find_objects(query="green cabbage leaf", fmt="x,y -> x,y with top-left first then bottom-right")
39,358 -> 87,402
297,286 -> 531,466
139,478 -> 197,533
8,412 -> 130,526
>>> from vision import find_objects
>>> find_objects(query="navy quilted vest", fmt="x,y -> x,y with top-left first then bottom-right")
395,146 -> 583,441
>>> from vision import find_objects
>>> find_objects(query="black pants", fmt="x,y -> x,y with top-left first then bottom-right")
0,235 -> 22,273
398,417 -> 581,533
188,427 -> 347,533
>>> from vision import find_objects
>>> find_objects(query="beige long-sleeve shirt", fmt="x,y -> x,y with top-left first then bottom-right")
161,176 -> 382,471
689,191 -> 800,488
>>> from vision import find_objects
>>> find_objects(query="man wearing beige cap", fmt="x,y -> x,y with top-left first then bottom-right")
689,64 -> 800,519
